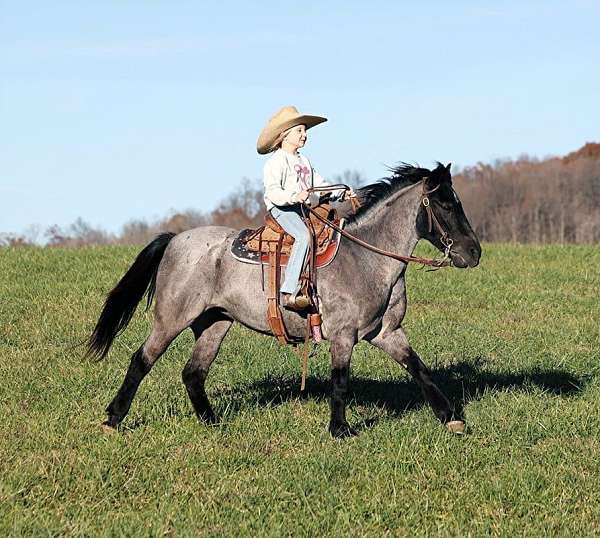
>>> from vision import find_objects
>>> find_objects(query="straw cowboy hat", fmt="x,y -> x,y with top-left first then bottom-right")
256,106 -> 327,154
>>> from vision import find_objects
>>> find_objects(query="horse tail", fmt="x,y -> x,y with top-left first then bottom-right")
87,232 -> 176,360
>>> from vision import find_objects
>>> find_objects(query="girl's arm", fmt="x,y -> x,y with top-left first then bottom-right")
264,159 -> 300,206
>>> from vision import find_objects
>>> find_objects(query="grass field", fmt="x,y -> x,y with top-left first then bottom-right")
1,243 -> 599,536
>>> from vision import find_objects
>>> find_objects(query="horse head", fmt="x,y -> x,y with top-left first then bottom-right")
417,163 -> 481,268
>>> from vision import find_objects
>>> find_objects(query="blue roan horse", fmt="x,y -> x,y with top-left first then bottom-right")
88,163 -> 481,437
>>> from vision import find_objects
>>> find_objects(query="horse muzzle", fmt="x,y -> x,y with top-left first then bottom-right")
450,242 -> 481,268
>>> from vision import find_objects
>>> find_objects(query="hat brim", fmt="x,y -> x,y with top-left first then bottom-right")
257,114 -> 327,154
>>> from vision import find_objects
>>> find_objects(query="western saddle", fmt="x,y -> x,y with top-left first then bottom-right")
241,203 -> 341,346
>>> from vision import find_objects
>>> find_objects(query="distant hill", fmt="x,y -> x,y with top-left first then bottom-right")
561,142 -> 600,164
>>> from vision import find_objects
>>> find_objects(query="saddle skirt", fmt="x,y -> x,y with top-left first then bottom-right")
230,204 -> 343,268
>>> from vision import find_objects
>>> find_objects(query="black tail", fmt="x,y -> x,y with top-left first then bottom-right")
87,232 -> 176,359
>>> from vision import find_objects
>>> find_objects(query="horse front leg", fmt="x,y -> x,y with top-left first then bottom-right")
328,336 -> 358,438
369,328 -> 464,433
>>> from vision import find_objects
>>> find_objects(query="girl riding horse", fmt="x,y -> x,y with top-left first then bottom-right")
257,106 -> 350,311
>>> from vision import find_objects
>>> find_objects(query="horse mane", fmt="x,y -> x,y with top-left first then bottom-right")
347,162 -> 444,223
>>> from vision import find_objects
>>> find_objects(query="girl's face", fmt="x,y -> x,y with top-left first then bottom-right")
283,124 -> 307,150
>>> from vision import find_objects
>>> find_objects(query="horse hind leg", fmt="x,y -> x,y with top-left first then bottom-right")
182,310 -> 233,424
104,321 -> 182,429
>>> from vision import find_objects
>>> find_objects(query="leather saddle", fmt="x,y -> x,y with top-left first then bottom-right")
230,203 -> 342,346
228,194 -> 359,385
230,203 -> 343,268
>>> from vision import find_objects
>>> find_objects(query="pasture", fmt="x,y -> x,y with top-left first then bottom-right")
1,243 -> 599,536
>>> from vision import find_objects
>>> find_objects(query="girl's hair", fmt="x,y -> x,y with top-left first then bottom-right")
271,126 -> 294,152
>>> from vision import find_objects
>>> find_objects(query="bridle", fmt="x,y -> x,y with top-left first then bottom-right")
421,183 -> 454,261
303,180 -> 454,268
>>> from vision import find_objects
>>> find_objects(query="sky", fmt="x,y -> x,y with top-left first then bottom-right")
1,1 -> 599,237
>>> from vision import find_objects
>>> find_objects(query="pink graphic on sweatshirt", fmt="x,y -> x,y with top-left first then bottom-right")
294,163 -> 311,191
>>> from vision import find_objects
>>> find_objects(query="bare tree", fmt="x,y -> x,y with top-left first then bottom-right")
0,233 -> 33,247
331,169 -> 368,188
45,218 -> 114,247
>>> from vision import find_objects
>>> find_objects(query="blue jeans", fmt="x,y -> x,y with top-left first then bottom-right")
270,205 -> 310,295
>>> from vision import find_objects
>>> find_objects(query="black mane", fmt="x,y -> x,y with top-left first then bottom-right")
348,163 -> 443,223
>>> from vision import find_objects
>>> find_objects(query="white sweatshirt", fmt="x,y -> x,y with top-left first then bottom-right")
263,149 -> 329,210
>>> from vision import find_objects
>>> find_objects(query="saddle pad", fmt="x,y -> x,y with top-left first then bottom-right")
230,220 -> 344,268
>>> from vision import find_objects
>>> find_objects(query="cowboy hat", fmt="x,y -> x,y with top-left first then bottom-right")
256,106 -> 327,154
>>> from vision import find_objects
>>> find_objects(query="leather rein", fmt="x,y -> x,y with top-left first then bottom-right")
303,182 -> 453,268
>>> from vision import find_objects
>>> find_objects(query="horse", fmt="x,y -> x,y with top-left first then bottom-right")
88,162 -> 481,438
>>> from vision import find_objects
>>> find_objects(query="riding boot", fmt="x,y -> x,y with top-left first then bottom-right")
281,292 -> 310,311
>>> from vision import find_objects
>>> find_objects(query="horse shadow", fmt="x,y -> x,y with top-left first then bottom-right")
223,357 -> 588,428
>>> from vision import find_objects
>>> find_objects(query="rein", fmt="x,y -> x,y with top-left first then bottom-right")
304,182 -> 452,268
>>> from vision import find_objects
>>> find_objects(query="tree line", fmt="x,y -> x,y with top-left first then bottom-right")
454,143 -> 600,243
2,144 -> 599,247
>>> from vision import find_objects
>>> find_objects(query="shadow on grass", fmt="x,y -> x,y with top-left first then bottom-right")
219,358 -> 588,429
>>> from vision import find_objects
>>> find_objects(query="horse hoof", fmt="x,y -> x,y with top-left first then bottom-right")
101,421 -> 118,434
446,420 -> 466,435
329,423 -> 359,438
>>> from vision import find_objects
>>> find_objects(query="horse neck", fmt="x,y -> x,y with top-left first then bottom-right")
346,181 -> 423,275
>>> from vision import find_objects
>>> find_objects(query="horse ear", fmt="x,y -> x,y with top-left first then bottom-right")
425,162 -> 446,188
444,162 -> 453,182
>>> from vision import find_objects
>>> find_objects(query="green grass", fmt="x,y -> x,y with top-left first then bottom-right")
1,243 -> 599,536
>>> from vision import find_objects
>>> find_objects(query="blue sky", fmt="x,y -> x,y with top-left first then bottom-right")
2,1 -> 599,236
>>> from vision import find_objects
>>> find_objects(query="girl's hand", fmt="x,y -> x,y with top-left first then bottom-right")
296,190 -> 310,203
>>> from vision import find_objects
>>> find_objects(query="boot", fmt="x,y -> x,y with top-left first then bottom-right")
281,292 -> 310,311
